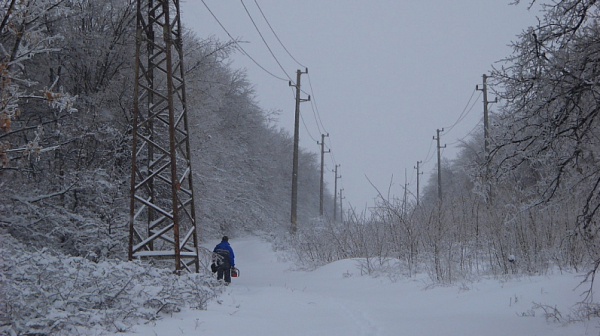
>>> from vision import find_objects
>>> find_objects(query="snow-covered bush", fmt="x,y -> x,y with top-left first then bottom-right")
0,234 -> 221,335
283,216 -> 403,275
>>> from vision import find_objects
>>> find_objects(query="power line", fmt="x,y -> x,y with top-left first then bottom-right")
421,88 -> 480,168
309,99 -> 323,135
443,88 -> 481,135
329,150 -> 338,167
324,133 -> 338,166
422,138 -> 436,165
253,0 -> 307,69
307,73 -> 329,135
446,120 -> 483,147
240,0 -> 293,82
242,0 -> 326,144
201,0 -> 289,82
245,3 -> 333,171
205,0 -> 340,194
444,89 -> 475,133
299,111 -> 318,143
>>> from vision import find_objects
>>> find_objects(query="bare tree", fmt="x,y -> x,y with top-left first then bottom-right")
490,0 -> 600,264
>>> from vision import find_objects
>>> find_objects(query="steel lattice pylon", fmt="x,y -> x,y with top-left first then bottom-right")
128,0 -> 199,272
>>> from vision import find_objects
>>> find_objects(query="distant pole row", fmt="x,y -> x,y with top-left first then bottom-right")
418,74 -> 495,205
290,72 -> 495,228
290,69 -> 347,232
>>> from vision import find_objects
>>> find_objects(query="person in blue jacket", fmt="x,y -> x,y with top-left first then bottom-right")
213,236 -> 235,284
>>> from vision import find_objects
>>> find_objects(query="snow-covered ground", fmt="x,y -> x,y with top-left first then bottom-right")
119,236 -> 597,336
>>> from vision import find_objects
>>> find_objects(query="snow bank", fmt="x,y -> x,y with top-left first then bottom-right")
118,236 -> 598,336
0,234 -> 222,335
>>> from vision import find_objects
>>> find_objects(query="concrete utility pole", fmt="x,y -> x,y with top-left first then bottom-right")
403,168 -> 409,214
476,74 -> 497,159
318,133 -> 330,217
414,161 -> 422,206
476,74 -> 497,202
434,129 -> 446,202
289,68 -> 309,233
339,188 -> 345,223
333,164 -> 340,221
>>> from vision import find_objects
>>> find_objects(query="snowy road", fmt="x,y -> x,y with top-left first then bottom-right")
121,236 -> 593,336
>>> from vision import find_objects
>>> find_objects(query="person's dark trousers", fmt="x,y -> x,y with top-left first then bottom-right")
217,262 -> 231,283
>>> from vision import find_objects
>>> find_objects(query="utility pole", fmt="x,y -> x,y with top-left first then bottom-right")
476,74 -> 497,202
476,74 -> 497,159
339,188 -> 345,223
414,161 -> 422,206
289,68 -> 309,233
434,128 -> 446,202
318,133 -> 330,217
333,164 -> 340,221
403,168 -> 408,214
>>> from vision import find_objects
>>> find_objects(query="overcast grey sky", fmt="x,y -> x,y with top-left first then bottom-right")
180,1 -> 541,213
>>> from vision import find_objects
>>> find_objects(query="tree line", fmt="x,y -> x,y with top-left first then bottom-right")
3,0 -> 599,289
0,0 -> 331,261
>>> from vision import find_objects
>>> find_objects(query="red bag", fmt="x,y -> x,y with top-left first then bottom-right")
231,267 -> 239,277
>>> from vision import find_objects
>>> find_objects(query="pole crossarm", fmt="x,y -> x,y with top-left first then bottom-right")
129,0 -> 199,273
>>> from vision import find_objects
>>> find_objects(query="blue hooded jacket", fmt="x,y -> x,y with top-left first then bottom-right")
213,240 -> 235,266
